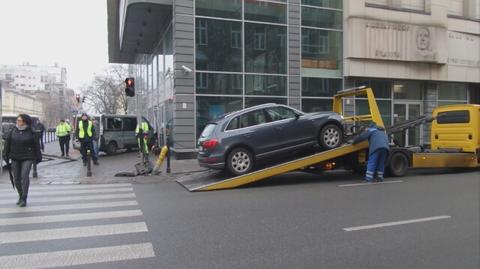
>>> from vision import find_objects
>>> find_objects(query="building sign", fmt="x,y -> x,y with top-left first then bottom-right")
447,31 -> 480,68
348,18 -> 447,64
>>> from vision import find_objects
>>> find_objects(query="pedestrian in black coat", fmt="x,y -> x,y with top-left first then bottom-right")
3,114 -> 42,207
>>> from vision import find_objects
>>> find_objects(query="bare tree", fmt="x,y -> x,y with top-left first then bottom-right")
82,65 -> 129,115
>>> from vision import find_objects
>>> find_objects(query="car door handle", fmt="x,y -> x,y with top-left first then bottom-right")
275,126 -> 284,131
243,133 -> 252,138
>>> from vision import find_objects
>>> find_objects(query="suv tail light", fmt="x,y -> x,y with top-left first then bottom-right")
202,139 -> 218,150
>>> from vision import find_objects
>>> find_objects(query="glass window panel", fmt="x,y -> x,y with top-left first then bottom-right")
245,23 -> 287,74
356,99 -> 392,126
245,97 -> 287,108
245,75 -> 286,96
302,0 -> 342,9
438,101 -> 467,106
354,79 -> 392,99
265,107 -> 297,121
302,98 -> 332,112
196,19 -> 242,72
302,77 -> 342,97
196,73 -> 243,95
438,83 -> 467,101
240,109 -> 269,128
196,96 -> 243,137
393,81 -> 423,100
301,29 -> 342,73
195,0 -> 242,19
301,7 -> 342,29
244,0 -> 287,24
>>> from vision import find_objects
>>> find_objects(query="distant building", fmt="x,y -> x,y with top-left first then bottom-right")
0,63 -> 67,93
2,89 -> 44,118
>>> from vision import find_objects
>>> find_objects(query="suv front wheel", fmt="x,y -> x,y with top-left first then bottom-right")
226,147 -> 254,176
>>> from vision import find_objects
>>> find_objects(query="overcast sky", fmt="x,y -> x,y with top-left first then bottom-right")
0,0 -> 110,91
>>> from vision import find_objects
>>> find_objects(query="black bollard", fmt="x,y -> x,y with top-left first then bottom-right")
32,163 -> 38,178
86,149 -> 92,177
166,137 -> 171,174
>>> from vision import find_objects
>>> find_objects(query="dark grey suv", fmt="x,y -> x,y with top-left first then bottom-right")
197,103 -> 344,176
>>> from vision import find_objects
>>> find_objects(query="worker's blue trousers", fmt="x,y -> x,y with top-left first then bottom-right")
365,149 -> 388,181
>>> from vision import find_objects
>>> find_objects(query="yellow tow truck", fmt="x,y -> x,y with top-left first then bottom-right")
177,86 -> 480,191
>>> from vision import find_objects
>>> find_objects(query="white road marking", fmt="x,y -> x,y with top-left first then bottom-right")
0,222 -> 148,244
0,242 -> 155,269
338,180 -> 404,187
0,193 -> 136,205
0,200 -> 138,214
343,215 -> 452,231
0,209 -> 143,226
0,187 -> 133,197
0,183 -> 132,192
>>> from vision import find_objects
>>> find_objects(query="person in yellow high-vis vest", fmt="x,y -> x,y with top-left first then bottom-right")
75,113 -> 99,166
55,119 -> 71,157
135,120 -> 150,155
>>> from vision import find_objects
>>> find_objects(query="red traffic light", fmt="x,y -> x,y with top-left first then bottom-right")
125,77 -> 135,97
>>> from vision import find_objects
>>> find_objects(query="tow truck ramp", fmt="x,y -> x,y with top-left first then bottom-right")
176,141 -> 368,192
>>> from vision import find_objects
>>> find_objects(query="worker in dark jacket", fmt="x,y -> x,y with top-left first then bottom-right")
3,114 -> 42,207
353,122 -> 390,182
75,113 -> 99,166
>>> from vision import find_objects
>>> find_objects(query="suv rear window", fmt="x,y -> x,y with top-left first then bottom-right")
200,124 -> 216,138
437,110 -> 470,124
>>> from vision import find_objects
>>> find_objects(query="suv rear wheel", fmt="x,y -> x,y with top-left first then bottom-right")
106,141 -> 118,155
226,148 -> 254,176
319,124 -> 343,150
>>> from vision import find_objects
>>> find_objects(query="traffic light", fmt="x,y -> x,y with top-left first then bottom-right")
125,77 -> 135,97
76,94 -> 81,103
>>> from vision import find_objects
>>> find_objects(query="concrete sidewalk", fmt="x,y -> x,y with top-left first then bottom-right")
2,141 -> 204,185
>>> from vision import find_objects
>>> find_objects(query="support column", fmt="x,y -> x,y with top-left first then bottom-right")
288,0 -> 301,110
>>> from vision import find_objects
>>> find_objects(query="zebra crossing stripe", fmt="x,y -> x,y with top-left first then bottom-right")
0,222 -> 148,244
0,200 -> 138,214
0,193 -> 136,205
0,209 -> 143,226
0,183 -> 132,192
0,187 -> 133,198
0,242 -> 155,269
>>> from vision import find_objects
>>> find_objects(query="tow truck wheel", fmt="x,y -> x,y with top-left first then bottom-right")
319,124 -> 343,150
388,152 -> 408,177
227,148 -> 253,176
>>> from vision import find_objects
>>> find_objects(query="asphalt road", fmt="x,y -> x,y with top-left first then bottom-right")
0,169 -> 478,269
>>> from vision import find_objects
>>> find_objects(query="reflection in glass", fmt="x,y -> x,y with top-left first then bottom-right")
195,0 -> 242,19
196,18 -> 242,72
245,23 -> 287,74
196,96 -> 243,137
302,7 -> 342,29
244,0 -> 287,24
393,81 -> 423,100
196,73 -> 243,95
302,77 -> 341,97
245,75 -> 286,96
302,0 -> 342,9
302,99 -> 332,112
245,97 -> 287,108
301,29 -> 342,72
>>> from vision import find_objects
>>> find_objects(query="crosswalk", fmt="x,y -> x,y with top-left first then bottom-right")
0,183 -> 156,269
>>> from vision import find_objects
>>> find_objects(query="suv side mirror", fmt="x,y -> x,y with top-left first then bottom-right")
295,113 -> 300,120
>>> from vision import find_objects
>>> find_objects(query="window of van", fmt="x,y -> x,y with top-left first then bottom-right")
106,118 -> 122,130
437,110 -> 470,124
123,118 -> 137,131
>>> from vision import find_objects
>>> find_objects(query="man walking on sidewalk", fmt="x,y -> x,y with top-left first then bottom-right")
55,119 -> 71,157
353,122 -> 390,182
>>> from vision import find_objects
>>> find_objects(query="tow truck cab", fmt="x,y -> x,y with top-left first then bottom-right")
431,104 -> 480,154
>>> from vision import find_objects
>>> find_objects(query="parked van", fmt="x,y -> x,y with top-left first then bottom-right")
73,114 -> 151,155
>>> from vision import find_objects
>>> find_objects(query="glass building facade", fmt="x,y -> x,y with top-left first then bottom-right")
108,0 -> 478,158
193,0 -> 343,139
